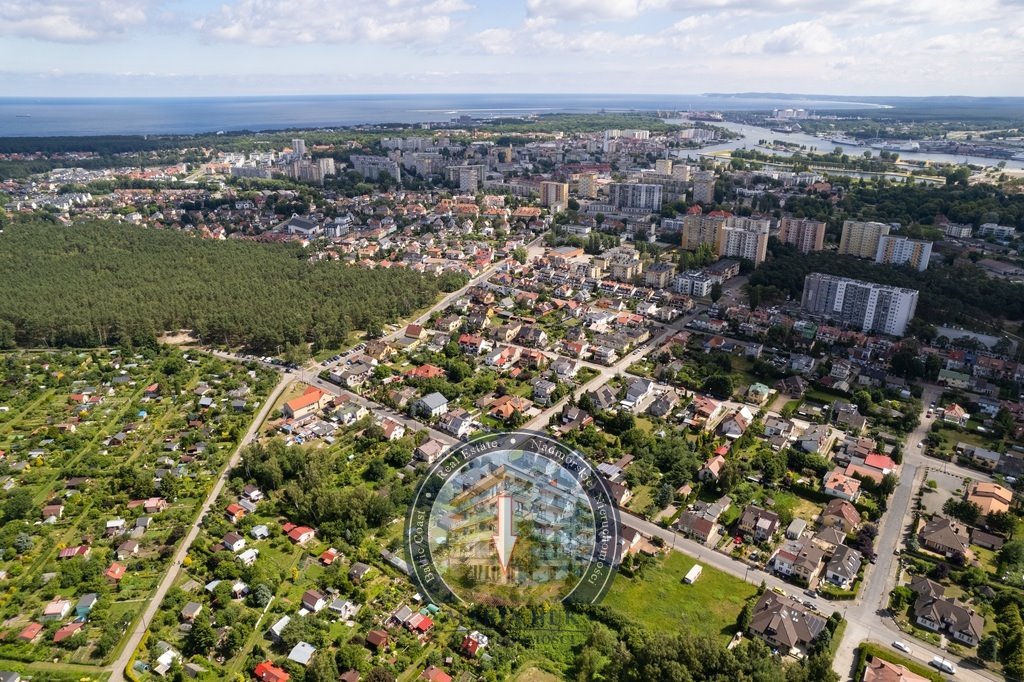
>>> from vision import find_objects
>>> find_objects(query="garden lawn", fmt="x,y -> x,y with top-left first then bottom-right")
603,551 -> 756,640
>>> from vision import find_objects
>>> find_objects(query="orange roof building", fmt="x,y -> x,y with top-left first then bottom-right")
967,482 -> 1012,516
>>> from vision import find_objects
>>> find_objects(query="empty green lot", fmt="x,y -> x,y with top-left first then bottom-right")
603,551 -> 757,640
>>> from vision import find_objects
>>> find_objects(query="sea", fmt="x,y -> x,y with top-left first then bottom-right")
0,93 -> 885,137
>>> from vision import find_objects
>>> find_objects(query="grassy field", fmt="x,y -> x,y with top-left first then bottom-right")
513,665 -> 562,682
603,551 -> 757,640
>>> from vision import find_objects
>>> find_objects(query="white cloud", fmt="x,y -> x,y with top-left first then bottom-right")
0,0 -> 150,42
526,0 -> 643,21
725,20 -> 839,55
195,0 -> 469,46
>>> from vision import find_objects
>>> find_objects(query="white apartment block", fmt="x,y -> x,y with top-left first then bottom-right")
875,235 -> 933,271
674,271 -> 713,297
718,217 -> 770,265
801,273 -> 919,336
608,183 -> 663,212
350,155 -> 402,183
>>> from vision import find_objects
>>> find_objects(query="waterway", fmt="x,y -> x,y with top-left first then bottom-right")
670,120 -> 1024,170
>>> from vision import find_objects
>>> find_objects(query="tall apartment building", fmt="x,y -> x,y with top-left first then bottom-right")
655,159 -> 673,176
577,173 -> 598,199
608,183 -> 663,212
445,164 -> 485,191
350,155 -> 402,183
680,213 -> 726,250
875,235 -> 933,271
778,216 -> 826,253
717,217 -> 771,265
672,164 -> 691,182
540,181 -> 569,209
291,138 -> 306,158
692,171 -> 716,204
317,157 -> 336,177
838,220 -> 891,258
801,273 -> 919,336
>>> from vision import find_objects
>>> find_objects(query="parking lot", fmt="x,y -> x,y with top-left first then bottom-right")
919,467 -> 971,517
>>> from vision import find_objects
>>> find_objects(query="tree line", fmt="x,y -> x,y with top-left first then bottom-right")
749,240 -> 1024,325
0,221 -> 441,351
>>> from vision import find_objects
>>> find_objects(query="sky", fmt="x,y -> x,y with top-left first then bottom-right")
0,0 -> 1022,97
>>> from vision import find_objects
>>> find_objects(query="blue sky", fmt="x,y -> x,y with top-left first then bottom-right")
1,0 -> 1022,97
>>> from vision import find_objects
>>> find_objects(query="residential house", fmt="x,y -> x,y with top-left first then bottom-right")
622,378 -> 654,410
301,590 -> 326,613
288,642 -> 317,667
823,468 -> 861,502
328,598 -> 360,620
786,518 -> 807,540
532,379 -> 558,406
739,505 -> 780,542
41,598 -> 72,621
675,511 -> 718,545
438,409 -> 474,438
910,577 -> 984,646
267,615 -> 290,642
116,540 -> 140,561
812,527 -> 847,555
105,562 -> 126,581
647,391 -> 680,418
719,407 -> 753,439
415,439 -> 446,464
225,503 -> 246,524
792,542 -> 826,584
350,562 -> 372,583
800,425 -> 832,455
412,392 -> 449,419
421,666 -> 452,682
237,549 -> 259,566
821,499 -> 861,533
180,602 -> 202,623
943,403 -> 969,426
222,532 -> 245,552
918,516 -> 969,557
824,544 -> 863,589
250,525 -> 269,540
698,455 -> 726,482
956,443 -> 1001,470
863,657 -> 929,682
282,386 -> 328,420
379,417 -> 406,441
282,523 -> 316,545
254,661 -> 290,682
748,591 -> 826,655
366,630 -> 389,650
75,593 -> 98,618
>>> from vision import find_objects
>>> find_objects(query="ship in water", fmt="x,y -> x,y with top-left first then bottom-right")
829,135 -> 862,146
869,140 -> 920,152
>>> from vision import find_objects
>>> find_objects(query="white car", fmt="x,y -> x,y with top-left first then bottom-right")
892,641 -> 911,654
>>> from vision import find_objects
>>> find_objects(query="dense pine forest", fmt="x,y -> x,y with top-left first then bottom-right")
0,222 -> 440,350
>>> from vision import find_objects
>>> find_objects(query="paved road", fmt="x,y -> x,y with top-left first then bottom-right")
110,374 -> 293,682
830,383 -> 1000,681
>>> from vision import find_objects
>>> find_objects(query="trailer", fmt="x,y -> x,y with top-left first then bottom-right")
683,564 -> 702,584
